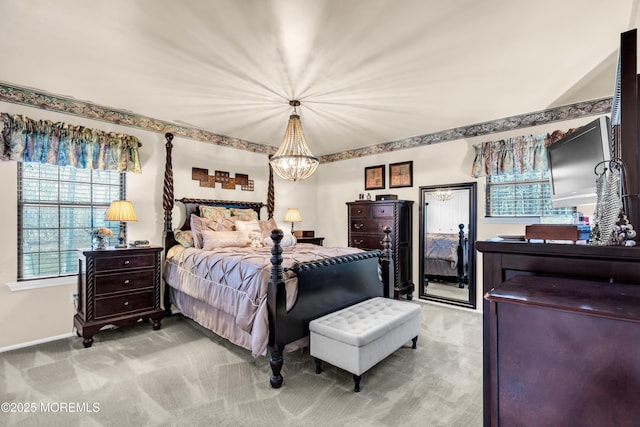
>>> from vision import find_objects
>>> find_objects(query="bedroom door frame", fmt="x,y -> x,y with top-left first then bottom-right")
418,182 -> 477,309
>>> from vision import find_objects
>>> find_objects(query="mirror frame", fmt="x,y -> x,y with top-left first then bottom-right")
418,182 -> 477,309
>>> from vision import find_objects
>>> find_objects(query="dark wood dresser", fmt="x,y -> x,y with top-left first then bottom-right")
74,246 -> 164,348
477,241 -> 640,426
346,200 -> 414,299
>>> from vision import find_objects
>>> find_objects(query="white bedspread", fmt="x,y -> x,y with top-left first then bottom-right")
163,243 -> 362,357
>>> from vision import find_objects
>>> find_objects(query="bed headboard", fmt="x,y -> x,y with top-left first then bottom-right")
176,198 -> 266,231
163,198 -> 265,252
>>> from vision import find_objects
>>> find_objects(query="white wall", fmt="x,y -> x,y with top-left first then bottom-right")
0,101 -> 316,349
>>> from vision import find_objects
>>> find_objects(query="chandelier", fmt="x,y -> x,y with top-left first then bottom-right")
433,189 -> 454,202
270,100 -> 319,181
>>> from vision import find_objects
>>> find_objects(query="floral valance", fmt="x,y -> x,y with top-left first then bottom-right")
0,113 -> 142,173
471,129 -> 571,177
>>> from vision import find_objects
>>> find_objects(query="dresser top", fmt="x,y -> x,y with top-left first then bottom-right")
477,240 -> 640,261
346,200 -> 413,205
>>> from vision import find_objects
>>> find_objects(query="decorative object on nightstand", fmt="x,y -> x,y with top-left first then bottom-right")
347,200 -> 414,299
91,227 -> 113,250
105,200 -> 138,248
284,208 -> 302,234
74,246 -> 163,348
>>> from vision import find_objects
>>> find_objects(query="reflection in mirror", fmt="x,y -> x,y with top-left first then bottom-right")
419,182 -> 476,309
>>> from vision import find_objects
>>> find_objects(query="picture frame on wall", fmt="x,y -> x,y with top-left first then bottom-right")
389,161 -> 413,188
364,165 -> 385,190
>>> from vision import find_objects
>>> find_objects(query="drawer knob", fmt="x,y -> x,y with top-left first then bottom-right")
124,279 -> 130,285
123,260 -> 130,265
354,223 -> 363,229
380,209 -> 385,213
354,239 -> 364,245
357,209 -> 362,214
123,301 -> 129,306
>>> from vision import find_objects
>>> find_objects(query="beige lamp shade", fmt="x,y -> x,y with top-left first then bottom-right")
105,200 -> 138,222
284,208 -> 302,233
284,208 -> 302,223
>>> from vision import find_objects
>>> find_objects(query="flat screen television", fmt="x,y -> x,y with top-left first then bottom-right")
547,116 -> 612,208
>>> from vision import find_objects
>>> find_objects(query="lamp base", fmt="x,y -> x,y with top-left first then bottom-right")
117,222 -> 127,248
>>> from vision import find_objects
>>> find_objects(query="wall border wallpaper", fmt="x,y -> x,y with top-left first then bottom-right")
0,82 -> 272,155
319,97 -> 612,163
0,82 -> 611,163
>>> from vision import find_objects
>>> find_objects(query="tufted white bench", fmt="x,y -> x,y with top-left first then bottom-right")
309,297 -> 421,392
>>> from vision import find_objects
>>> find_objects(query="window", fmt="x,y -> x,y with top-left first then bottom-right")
486,170 -> 575,217
18,163 -> 124,280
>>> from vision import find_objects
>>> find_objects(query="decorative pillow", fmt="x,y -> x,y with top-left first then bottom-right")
201,230 -> 250,250
263,233 -> 297,247
230,208 -> 259,221
190,214 -> 208,249
206,217 -> 236,232
258,218 -> 278,239
234,219 -> 261,233
199,205 -> 231,221
173,229 -> 194,247
190,214 -> 236,249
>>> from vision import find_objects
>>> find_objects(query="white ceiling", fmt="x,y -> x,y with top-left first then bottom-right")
1,0 -> 638,156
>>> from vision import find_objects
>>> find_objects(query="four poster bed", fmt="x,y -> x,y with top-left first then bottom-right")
424,224 -> 468,288
160,133 -> 393,388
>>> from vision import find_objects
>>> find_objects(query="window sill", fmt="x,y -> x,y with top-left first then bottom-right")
7,276 -> 76,292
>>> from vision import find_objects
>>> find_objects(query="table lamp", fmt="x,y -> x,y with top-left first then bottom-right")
105,200 -> 138,248
284,208 -> 302,234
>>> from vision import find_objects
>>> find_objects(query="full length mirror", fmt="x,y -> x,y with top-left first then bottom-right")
419,182 -> 476,309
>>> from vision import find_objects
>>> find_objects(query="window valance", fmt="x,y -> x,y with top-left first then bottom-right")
471,129 -> 570,177
1,113 -> 142,173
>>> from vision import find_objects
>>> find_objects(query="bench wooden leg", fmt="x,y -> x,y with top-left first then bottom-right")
314,358 -> 322,374
353,374 -> 361,392
412,336 -> 418,349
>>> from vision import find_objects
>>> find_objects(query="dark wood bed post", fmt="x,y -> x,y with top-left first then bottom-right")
268,229 -> 285,388
267,155 -> 275,219
163,132 -> 174,316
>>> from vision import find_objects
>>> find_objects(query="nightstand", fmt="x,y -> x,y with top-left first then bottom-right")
296,237 -> 325,246
74,246 -> 164,348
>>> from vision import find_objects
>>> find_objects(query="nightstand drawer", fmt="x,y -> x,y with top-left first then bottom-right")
351,219 -> 393,233
372,204 -> 394,217
95,291 -> 155,319
95,270 -> 155,295
95,254 -> 155,271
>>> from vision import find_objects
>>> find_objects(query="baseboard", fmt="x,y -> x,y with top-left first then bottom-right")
0,332 -> 75,353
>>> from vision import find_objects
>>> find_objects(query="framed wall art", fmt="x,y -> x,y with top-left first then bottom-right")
364,165 -> 385,190
389,161 -> 413,188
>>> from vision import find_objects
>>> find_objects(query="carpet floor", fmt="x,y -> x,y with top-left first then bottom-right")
1,301 -> 482,426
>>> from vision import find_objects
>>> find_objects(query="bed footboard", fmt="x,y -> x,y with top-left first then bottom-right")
267,227 -> 393,388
